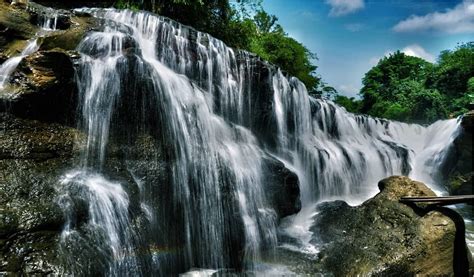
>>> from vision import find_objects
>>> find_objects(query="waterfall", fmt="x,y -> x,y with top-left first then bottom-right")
273,81 -> 460,251
59,8 -> 277,275
38,12 -> 58,30
0,39 -> 39,90
0,11 -> 58,91
55,7 -> 463,276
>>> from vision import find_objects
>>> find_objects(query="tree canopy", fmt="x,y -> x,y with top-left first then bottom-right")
114,0 -> 322,92
335,43 -> 474,124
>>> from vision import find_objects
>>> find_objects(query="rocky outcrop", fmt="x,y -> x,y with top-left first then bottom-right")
273,176 -> 471,276
263,156 -> 301,218
1,50 -> 79,124
0,114 -> 82,275
28,2 -> 71,30
442,111 -> 473,195
39,11 -> 98,51
0,1 -> 37,54
0,1 -> 98,125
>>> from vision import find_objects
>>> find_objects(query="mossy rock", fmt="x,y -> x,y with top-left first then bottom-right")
0,49 -> 80,124
40,15 -> 99,51
0,115 -> 84,275
312,176 -> 468,276
0,1 -> 37,41
272,176 -> 470,276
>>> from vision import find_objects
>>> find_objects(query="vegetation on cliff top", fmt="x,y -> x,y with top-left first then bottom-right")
113,0 -> 472,123
114,0 -> 323,93
335,42 -> 474,124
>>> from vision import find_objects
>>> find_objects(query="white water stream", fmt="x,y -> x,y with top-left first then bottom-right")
50,7 -> 469,276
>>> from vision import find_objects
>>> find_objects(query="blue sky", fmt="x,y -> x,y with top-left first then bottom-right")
262,0 -> 474,97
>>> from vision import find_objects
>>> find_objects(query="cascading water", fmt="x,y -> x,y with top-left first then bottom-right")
266,68 -> 462,253
0,39 -> 39,90
53,7 -> 466,276
275,89 -> 462,253
0,10 -> 58,91
59,8 -> 278,276
38,11 -> 58,30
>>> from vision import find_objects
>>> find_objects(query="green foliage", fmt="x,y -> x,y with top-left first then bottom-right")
334,95 -> 362,113
360,51 -> 433,115
341,43 -> 474,123
114,0 -> 141,11
408,86 -> 447,122
249,27 -> 320,91
112,0 -> 321,92
430,42 -> 474,97
468,77 -> 474,94
253,9 -> 278,33
381,103 -> 410,121
427,42 -> 474,115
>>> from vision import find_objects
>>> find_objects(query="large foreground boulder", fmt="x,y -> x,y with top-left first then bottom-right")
313,176 -> 471,276
273,176 -> 472,276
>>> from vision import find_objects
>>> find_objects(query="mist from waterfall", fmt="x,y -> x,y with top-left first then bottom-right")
55,7 -> 463,276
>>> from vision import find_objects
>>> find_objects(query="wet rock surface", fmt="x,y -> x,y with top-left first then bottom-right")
273,176 -> 471,276
0,114 -> 82,275
263,156 -> 301,218
0,1 -> 37,53
0,1 -> 98,125
1,50 -> 79,124
39,12 -> 98,51
28,2 -> 72,30
442,111 -> 473,195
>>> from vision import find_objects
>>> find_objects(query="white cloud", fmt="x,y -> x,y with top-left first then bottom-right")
369,50 -> 392,66
369,56 -> 381,66
369,45 -> 435,66
326,0 -> 365,17
393,0 -> 474,34
301,11 -> 316,18
401,44 -> 435,62
345,23 -> 365,32
337,84 -> 359,97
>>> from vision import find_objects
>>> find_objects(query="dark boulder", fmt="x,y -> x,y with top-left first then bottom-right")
312,176 -> 470,276
271,176 -> 471,276
262,155 -> 301,218
0,50 -> 79,125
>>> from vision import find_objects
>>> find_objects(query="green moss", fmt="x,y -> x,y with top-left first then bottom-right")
114,0 -> 141,11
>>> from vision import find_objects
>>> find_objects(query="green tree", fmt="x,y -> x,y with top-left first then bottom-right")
114,1 -> 322,92
360,51 -> 433,115
248,10 -> 320,91
427,42 -> 474,115
334,95 -> 362,113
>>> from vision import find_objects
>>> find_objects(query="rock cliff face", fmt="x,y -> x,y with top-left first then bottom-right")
0,114 -> 80,274
442,111 -> 473,195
